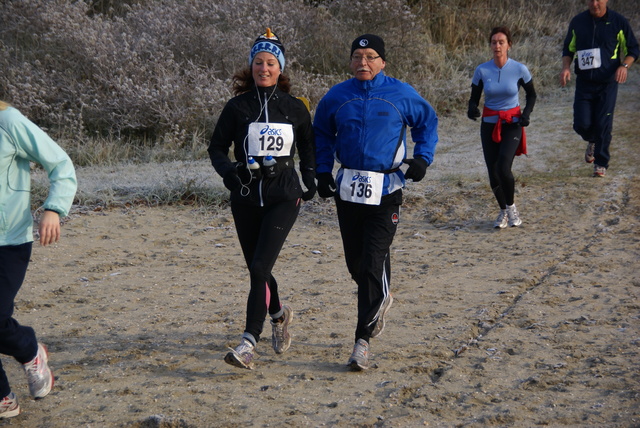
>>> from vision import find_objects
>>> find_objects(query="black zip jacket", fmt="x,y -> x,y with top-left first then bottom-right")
562,9 -> 639,83
208,85 -> 315,206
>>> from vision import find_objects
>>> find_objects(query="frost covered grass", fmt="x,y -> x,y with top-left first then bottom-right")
3,0 -> 638,207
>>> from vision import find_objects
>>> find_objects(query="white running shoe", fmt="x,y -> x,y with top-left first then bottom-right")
347,339 -> 370,371
494,209 -> 508,229
224,339 -> 256,370
593,164 -> 606,177
271,305 -> 293,354
506,204 -> 522,227
0,393 -> 20,419
23,343 -> 53,399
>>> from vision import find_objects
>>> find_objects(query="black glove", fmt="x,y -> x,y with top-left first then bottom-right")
301,168 -> 316,201
519,115 -> 530,127
467,104 -> 481,121
403,157 -> 428,182
317,172 -> 336,198
223,166 -> 242,192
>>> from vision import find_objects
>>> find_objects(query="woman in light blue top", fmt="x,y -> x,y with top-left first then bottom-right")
468,27 -> 536,229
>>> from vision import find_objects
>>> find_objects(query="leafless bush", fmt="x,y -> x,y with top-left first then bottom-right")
0,0 -> 637,165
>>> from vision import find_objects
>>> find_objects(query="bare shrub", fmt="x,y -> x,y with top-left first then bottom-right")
0,0 -> 637,166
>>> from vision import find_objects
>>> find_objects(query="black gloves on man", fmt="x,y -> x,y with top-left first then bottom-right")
404,157 -> 428,182
317,161 -> 428,195
317,172 -> 337,198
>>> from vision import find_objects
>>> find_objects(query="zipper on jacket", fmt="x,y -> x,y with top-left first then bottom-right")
258,92 -> 270,207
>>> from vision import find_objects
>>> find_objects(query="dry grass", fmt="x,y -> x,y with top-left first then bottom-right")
3,0 -> 637,163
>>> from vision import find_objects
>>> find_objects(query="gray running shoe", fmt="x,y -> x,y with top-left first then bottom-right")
224,339 -> 256,370
0,393 -> 20,419
585,142 -> 595,163
593,164 -> 606,177
23,343 -> 53,399
506,204 -> 522,227
494,209 -> 508,229
347,339 -> 370,371
271,305 -> 293,354
371,295 -> 393,338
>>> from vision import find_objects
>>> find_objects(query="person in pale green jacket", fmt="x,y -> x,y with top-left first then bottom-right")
0,100 -> 76,419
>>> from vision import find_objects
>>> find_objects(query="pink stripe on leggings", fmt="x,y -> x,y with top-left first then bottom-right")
264,281 -> 271,310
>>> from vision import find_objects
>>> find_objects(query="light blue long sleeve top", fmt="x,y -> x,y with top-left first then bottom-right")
0,106 -> 77,246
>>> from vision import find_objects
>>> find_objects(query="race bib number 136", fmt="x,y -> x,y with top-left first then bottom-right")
339,168 -> 384,205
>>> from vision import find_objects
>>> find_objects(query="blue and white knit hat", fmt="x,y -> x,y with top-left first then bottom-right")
249,28 -> 286,70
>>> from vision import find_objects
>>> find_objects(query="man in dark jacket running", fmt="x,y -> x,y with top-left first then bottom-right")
560,0 -> 639,177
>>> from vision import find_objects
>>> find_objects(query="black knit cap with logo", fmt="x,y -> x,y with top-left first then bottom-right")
350,34 -> 385,60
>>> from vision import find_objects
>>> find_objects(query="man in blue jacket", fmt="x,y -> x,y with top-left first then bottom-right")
314,34 -> 438,371
560,0 -> 639,177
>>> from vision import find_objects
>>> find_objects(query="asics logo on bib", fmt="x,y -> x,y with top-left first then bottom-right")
260,125 -> 283,136
351,172 -> 372,183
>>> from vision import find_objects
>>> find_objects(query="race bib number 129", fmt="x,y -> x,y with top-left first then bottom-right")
339,168 -> 384,205
247,122 -> 294,157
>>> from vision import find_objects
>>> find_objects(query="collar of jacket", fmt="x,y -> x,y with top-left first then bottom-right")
253,84 -> 280,99
352,71 -> 386,91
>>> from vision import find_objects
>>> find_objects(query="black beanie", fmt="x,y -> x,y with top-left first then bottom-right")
351,34 -> 385,60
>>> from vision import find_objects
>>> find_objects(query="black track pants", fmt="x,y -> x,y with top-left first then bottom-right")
335,190 -> 401,343
573,77 -> 618,168
0,243 -> 38,398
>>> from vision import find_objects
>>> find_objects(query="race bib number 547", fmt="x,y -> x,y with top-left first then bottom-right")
339,168 -> 383,205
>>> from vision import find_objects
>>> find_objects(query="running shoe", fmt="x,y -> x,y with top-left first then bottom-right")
224,338 -> 256,370
371,295 -> 393,338
0,393 -> 20,419
23,343 -> 53,399
347,339 -> 370,371
271,305 -> 293,354
494,209 -> 508,229
585,142 -> 595,163
506,204 -> 522,227
593,165 -> 606,177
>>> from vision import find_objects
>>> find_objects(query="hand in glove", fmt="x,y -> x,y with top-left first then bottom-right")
223,166 -> 242,192
467,104 -> 481,121
403,157 -> 428,182
519,115 -> 530,127
301,168 -> 317,201
317,172 -> 337,198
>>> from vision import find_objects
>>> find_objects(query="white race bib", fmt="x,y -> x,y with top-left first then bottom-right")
577,48 -> 602,70
339,168 -> 384,205
247,122 -> 294,157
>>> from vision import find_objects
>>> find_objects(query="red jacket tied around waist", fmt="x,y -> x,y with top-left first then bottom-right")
482,106 -> 527,156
